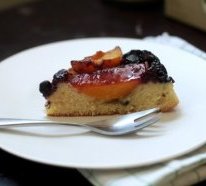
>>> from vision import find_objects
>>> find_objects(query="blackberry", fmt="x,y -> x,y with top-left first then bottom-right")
122,49 -> 174,83
39,69 -> 69,98
39,80 -> 53,97
122,50 -> 143,64
52,69 -> 68,85
144,60 -> 174,83
149,61 -> 167,82
122,50 -> 160,65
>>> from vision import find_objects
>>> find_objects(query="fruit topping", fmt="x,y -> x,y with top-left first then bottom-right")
122,50 -> 159,65
122,50 -> 173,83
143,60 -> 174,83
68,64 -> 146,101
39,80 -> 53,97
71,47 -> 122,74
39,47 -> 175,99
52,69 -> 69,86
39,69 -> 69,97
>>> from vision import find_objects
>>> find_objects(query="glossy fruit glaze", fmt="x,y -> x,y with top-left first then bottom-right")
39,47 -> 174,100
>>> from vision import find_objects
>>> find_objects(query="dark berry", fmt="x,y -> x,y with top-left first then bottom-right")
52,69 -> 68,85
122,50 -> 143,64
122,49 -> 174,83
141,50 -> 160,64
122,50 -> 160,65
39,80 -> 53,97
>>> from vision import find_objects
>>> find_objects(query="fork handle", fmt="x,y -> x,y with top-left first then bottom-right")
0,118 -> 83,128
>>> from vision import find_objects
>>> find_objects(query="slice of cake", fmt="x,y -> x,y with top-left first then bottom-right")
39,47 -> 179,116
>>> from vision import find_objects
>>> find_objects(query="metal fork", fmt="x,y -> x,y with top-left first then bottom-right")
0,108 -> 160,136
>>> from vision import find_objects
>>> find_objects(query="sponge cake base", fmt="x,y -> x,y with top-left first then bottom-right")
45,82 -> 179,116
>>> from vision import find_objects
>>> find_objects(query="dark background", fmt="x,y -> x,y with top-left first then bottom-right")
0,0 -> 205,185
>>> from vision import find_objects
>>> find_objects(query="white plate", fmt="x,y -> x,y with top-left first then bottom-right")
0,37 -> 206,169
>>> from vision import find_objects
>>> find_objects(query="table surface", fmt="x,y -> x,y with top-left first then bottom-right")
0,0 -> 205,185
